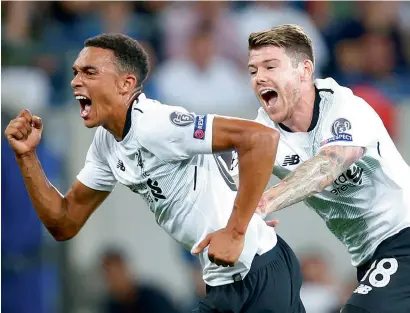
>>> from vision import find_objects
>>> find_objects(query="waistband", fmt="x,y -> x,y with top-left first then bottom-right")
231,235 -> 283,282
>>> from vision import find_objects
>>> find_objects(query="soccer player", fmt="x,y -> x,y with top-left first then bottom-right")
4,34 -> 305,313
243,24 -> 410,313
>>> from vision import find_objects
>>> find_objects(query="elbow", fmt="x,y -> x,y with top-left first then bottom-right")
53,233 -> 75,242
48,225 -> 78,242
253,127 -> 279,153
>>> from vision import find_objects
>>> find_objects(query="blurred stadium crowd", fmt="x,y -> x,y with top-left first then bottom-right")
2,2 -> 410,313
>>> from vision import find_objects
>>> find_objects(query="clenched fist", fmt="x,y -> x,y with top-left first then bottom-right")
4,109 -> 43,156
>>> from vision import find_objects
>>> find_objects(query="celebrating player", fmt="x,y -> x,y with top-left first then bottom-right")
4,33 -> 305,313
244,24 -> 410,313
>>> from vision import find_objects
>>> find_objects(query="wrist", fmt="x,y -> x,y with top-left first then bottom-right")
15,151 -> 37,161
226,209 -> 248,237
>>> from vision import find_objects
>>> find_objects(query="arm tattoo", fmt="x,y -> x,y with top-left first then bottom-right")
264,146 -> 364,213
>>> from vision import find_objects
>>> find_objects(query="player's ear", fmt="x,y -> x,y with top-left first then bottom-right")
119,74 -> 137,95
301,59 -> 314,82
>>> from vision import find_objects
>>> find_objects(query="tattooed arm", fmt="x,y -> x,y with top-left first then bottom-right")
258,145 -> 365,216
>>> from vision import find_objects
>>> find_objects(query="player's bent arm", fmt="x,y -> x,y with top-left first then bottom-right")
16,152 -> 110,241
212,116 -> 279,235
259,145 -> 365,215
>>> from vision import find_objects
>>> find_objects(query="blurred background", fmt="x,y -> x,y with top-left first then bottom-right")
1,1 -> 410,313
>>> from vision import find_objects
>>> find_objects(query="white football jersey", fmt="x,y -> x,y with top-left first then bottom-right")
77,93 -> 276,286
251,77 -> 410,267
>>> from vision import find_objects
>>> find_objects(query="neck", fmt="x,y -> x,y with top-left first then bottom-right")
105,90 -> 140,141
281,84 -> 316,132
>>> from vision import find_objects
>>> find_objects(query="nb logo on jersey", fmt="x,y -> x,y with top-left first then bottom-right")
117,160 -> 125,171
353,284 -> 372,295
282,155 -> 300,166
147,178 -> 166,202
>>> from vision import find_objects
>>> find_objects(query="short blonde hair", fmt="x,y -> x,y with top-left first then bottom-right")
248,24 -> 314,67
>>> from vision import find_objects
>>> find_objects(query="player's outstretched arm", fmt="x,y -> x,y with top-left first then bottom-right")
258,145 -> 364,218
5,109 -> 110,241
192,116 -> 279,266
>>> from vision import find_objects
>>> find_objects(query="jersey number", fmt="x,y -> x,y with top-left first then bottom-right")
360,258 -> 398,288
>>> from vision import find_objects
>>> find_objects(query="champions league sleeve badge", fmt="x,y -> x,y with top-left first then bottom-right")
321,117 -> 353,146
169,111 -> 195,127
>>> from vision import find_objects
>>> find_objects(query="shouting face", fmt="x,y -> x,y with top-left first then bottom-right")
248,46 -> 305,123
71,47 -> 135,128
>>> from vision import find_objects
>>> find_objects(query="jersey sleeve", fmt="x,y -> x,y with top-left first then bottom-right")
76,128 -> 117,191
317,91 -> 381,152
136,105 -> 215,161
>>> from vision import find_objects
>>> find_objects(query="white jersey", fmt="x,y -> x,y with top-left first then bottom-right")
253,77 -> 410,267
77,93 -> 276,286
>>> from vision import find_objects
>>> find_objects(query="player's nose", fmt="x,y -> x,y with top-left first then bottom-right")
71,74 -> 83,89
255,70 -> 268,84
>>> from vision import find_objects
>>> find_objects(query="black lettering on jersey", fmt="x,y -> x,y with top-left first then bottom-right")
117,160 -> 125,171
213,153 -> 238,192
147,178 -> 166,202
346,166 -> 364,184
331,165 -> 364,195
282,154 -> 300,166
136,149 -> 149,178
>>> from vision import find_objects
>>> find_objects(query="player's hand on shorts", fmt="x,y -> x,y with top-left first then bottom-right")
192,228 -> 245,267
4,109 -> 43,156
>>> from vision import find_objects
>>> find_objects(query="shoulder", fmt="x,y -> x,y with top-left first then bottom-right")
92,126 -> 111,148
137,96 -> 192,129
135,96 -> 194,144
316,77 -> 378,118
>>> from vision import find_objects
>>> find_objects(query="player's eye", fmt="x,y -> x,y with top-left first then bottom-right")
73,70 -> 78,77
267,66 -> 275,70
249,70 -> 257,76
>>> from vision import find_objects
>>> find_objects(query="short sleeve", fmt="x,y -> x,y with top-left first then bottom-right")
318,92 -> 381,151
77,128 -> 117,191
136,105 -> 215,161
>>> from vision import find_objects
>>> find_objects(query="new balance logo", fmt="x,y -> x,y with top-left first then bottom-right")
117,160 -> 125,171
353,284 -> 372,295
282,154 -> 300,166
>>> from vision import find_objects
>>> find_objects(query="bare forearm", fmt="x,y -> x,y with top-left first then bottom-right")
263,146 -> 364,213
227,131 -> 278,234
16,152 -> 73,236
266,156 -> 341,212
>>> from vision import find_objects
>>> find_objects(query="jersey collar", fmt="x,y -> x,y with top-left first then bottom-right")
121,92 -> 144,139
278,86 -> 320,133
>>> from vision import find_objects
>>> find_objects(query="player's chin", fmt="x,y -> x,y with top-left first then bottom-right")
265,106 -> 287,123
83,117 -> 99,128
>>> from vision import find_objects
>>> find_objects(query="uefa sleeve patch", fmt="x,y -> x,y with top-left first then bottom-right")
320,117 -> 353,146
193,115 -> 207,140
169,111 -> 195,127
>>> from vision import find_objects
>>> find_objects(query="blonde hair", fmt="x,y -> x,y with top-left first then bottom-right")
248,24 -> 314,68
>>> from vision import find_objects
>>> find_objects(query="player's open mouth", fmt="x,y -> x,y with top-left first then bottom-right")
260,89 -> 278,107
76,95 -> 92,118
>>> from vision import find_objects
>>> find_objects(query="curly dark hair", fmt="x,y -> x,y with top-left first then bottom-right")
85,33 -> 150,85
